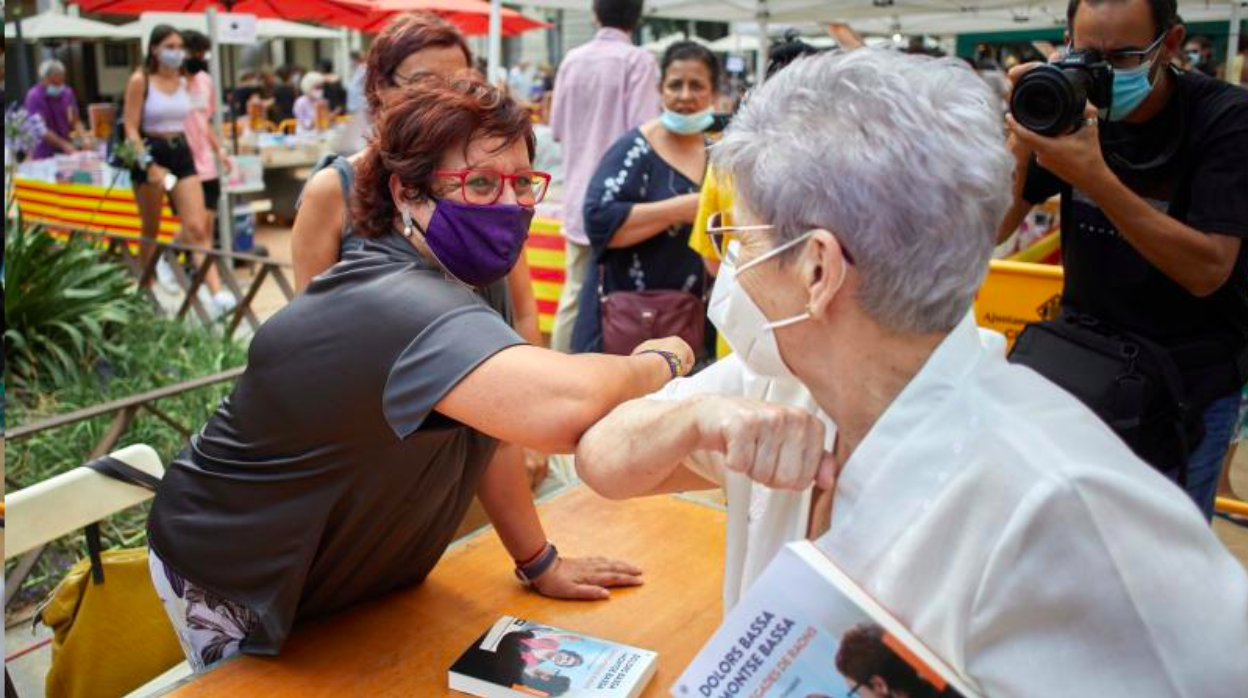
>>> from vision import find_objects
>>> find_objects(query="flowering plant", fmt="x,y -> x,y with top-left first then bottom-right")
110,138 -> 152,171
5,105 -> 46,160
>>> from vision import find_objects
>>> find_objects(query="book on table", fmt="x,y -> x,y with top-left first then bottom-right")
673,540 -> 981,698
449,615 -> 658,698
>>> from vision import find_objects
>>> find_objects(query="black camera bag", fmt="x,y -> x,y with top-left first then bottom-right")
1008,312 -> 1200,483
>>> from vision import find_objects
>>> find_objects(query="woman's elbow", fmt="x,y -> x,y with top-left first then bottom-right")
532,397 -> 608,454
574,424 -> 631,500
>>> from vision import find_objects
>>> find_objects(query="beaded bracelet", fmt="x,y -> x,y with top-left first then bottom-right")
637,349 -> 683,379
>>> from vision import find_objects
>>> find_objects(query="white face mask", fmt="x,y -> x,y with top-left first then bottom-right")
708,231 -> 846,379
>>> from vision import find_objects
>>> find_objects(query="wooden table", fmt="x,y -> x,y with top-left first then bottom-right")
165,487 -> 726,697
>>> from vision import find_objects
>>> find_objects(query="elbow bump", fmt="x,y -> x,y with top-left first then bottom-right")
574,445 -> 632,501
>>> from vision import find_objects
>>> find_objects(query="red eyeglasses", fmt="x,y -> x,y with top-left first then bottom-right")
433,169 -> 552,207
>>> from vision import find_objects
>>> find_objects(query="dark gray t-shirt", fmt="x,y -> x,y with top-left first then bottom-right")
147,232 -> 524,655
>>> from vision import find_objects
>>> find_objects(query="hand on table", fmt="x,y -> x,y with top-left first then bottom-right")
531,556 -> 644,600
693,396 -> 836,491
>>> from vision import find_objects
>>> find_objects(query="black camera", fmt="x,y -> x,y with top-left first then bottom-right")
1009,49 -> 1113,136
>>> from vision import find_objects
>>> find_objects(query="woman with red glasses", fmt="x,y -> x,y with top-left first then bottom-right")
145,75 -> 695,672
294,12 -> 551,501
292,11 -> 541,349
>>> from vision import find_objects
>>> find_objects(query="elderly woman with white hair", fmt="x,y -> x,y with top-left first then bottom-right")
23,59 -> 91,160
575,49 -> 1248,696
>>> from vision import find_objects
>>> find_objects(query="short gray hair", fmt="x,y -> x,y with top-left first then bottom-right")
713,49 -> 1012,334
39,59 -> 66,81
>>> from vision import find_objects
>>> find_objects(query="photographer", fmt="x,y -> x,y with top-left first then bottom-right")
999,0 -> 1248,521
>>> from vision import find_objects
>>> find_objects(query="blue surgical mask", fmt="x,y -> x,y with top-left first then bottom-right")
660,108 -> 713,135
45,84 -> 64,97
159,49 -> 185,71
1108,60 -> 1156,121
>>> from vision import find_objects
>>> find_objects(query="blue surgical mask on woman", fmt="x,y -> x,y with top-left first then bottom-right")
1108,60 -> 1157,121
660,108 -> 714,135
45,84 -> 64,97
159,49 -> 186,71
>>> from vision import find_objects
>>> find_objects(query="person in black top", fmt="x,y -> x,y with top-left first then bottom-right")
1000,0 -> 1248,520
271,64 -> 298,122
318,58 -> 348,116
147,76 -> 695,671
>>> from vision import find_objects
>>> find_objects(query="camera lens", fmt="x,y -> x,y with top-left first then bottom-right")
1010,65 -> 1089,136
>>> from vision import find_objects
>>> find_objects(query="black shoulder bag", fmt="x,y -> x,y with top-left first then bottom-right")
1008,312 -> 1199,483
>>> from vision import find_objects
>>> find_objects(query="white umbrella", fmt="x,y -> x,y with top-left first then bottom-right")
116,16 -> 339,40
707,33 -> 759,52
642,33 -> 712,54
4,10 -> 133,40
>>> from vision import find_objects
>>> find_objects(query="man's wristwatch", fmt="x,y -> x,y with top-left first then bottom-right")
514,541 -> 559,587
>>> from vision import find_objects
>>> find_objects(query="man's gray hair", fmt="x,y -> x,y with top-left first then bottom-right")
39,59 -> 67,81
713,49 -> 1013,334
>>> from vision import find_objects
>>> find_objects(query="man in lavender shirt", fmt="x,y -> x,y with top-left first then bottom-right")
549,0 -> 661,352
24,60 -> 88,160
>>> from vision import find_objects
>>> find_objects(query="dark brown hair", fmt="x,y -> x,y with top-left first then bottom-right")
145,24 -> 182,74
353,76 -> 536,239
364,12 -> 473,116
835,623 -> 944,698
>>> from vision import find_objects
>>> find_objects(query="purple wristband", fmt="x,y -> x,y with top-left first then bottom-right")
514,542 -> 559,586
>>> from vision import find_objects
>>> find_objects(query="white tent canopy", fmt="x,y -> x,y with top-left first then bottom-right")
847,1 -> 1242,36
506,0 -> 1241,37
641,32 -> 712,53
706,33 -> 840,52
119,16 -> 341,43
4,10 -> 133,40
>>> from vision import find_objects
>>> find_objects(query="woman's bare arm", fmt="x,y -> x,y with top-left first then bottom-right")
436,341 -> 691,454
291,167 -> 346,292
123,72 -> 146,147
507,255 -> 543,345
605,193 -> 701,249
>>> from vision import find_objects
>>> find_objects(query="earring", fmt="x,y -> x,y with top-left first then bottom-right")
400,207 -> 415,238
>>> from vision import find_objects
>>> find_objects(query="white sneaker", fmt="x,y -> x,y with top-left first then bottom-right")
155,256 -> 180,292
212,290 -> 238,315
196,285 -> 220,319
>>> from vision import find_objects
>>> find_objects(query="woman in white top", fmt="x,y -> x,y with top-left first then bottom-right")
123,24 -> 230,310
575,50 -> 1248,696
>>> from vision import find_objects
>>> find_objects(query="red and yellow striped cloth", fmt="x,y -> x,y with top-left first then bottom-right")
13,179 -> 1065,342
14,179 -> 572,332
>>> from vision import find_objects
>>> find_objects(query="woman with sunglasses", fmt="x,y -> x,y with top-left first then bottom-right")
146,75 -> 694,672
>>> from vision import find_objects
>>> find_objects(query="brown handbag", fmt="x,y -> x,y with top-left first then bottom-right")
598,267 -> 706,357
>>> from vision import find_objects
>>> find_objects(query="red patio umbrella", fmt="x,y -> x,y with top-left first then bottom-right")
70,0 -> 375,26
343,0 -> 551,36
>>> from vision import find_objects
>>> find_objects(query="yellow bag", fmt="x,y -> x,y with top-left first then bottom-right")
38,547 -> 184,698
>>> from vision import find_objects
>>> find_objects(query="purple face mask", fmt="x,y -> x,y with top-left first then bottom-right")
404,198 -> 533,287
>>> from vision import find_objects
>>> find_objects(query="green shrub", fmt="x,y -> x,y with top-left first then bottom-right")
5,214 -> 141,391
5,309 -> 249,611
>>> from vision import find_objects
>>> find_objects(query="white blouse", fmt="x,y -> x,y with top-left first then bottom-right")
649,313 -> 1248,697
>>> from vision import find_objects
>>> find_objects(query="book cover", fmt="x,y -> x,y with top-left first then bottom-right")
673,541 -> 980,698
450,616 -> 658,698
